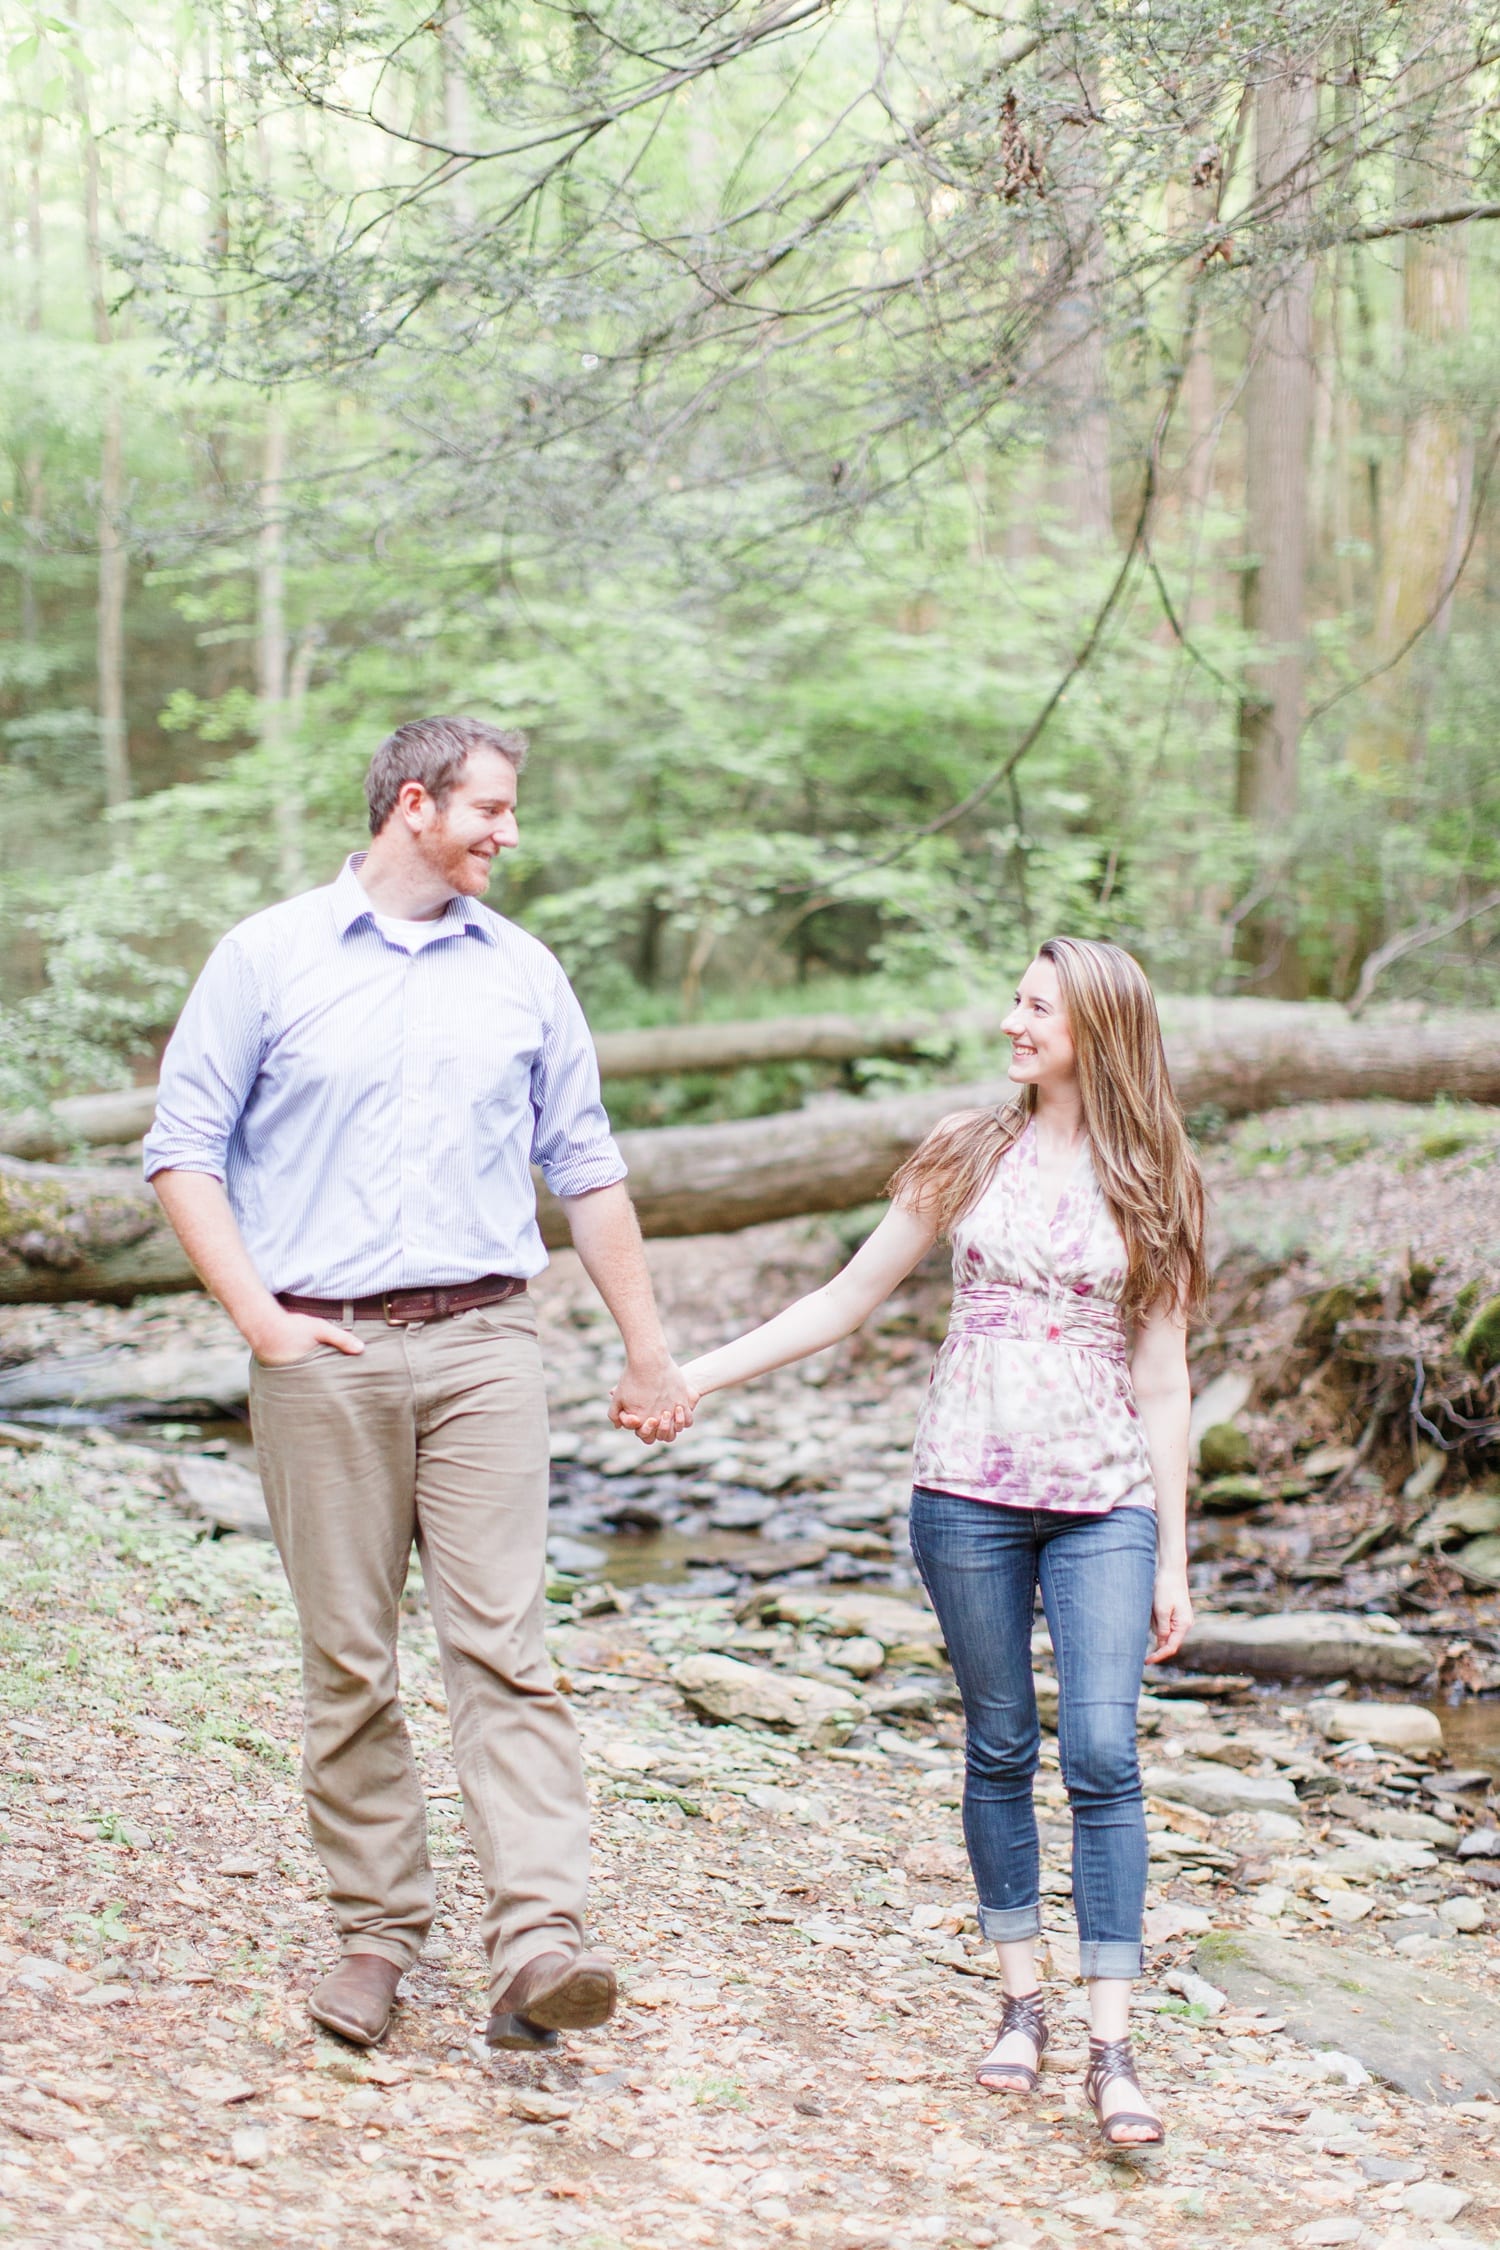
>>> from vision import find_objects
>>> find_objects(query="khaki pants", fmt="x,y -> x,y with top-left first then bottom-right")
248,1296 -> 588,2007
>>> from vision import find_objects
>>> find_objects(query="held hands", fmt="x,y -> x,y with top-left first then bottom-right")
247,1308 -> 365,1368
1146,1561 -> 1193,1665
609,1353 -> 699,1446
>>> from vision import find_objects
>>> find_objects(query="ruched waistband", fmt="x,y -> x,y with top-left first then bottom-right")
947,1280 -> 1126,1356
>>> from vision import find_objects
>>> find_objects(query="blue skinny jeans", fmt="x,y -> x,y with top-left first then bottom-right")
908,1486 -> 1157,1980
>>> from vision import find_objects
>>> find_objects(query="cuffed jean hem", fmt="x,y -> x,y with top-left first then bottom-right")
1078,1940 -> 1142,1979
978,1901 -> 1042,1943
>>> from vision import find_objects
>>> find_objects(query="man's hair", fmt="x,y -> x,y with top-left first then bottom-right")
364,716 -> 529,835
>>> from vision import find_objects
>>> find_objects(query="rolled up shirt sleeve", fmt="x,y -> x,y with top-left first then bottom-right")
530,965 -> 628,1200
143,938 -> 266,1183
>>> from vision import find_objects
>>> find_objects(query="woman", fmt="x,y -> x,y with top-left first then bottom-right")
624,938 -> 1204,2145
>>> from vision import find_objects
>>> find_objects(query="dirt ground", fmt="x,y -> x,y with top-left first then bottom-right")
0,1103 -> 1498,2250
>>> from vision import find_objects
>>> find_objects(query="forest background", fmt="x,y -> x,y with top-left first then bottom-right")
4,0 -> 1500,1132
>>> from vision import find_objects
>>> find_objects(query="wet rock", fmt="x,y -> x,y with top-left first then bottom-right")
706,1492 -> 779,1531
731,1539 -> 831,1579
819,1493 -> 897,1529
1195,1930 -> 1500,2103
548,1533 -> 609,1576
1422,1767 -> 1492,1797
670,1653 -> 864,1748
1179,1611 -> 1433,1686
159,1455 -> 271,1538
1143,1761 -> 1299,1818
1306,1699 -> 1444,1752
599,1496 -> 669,1532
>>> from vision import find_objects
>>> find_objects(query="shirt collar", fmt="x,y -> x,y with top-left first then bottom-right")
332,853 -> 499,944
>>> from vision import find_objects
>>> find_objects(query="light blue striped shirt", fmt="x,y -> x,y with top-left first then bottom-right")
143,855 -> 627,1295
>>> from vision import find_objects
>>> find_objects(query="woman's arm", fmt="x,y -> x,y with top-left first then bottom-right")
613,1200 -> 939,1436
1130,1297 -> 1193,1663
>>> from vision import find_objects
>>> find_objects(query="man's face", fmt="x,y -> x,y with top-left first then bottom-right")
410,749 -> 520,896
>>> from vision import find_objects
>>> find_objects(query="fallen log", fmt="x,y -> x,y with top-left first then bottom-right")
7,995 -> 1498,1161
0,1009 -> 992,1160
2,995 -> 1497,1302
0,1078 -> 981,1303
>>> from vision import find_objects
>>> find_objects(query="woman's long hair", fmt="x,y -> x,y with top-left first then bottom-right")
887,937 -> 1208,1322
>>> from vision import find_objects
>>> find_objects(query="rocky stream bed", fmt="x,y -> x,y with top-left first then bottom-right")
0,1103 -> 1497,2250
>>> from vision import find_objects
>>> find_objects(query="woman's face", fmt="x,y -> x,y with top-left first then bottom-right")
1002,957 -> 1078,1091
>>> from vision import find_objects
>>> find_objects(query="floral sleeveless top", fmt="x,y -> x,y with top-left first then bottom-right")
910,1119 -> 1155,1514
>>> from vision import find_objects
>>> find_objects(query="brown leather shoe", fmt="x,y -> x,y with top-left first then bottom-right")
485,1949 -> 617,2050
308,1953 -> 404,2046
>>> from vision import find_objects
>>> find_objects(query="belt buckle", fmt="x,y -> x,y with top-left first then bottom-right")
382,1289 -> 432,1326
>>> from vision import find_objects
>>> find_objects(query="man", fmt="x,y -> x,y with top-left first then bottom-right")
145,715 -> 693,2052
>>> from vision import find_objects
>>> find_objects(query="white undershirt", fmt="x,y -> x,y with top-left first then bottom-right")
372,911 -> 452,953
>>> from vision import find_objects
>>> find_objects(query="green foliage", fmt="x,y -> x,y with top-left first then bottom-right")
1,0 -> 1498,1095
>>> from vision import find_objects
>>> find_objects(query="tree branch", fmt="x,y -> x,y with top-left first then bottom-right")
1345,198 -> 1500,244
1346,890 -> 1500,1018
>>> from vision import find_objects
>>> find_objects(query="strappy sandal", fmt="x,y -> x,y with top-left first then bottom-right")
1084,2035 -> 1165,2148
975,1989 -> 1048,2094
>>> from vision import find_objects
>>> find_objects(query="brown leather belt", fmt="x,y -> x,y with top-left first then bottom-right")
275,1274 -> 527,1326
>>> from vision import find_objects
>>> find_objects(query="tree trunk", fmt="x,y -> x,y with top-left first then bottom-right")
201,21 -> 230,336
95,400 -> 129,811
1171,155 -> 1224,626
1347,9 -> 1473,778
257,407 -> 304,892
76,43 -> 130,808
1234,58 -> 1319,992
440,0 -> 474,225
3,1001 -> 1496,1300
1043,58 -> 1112,541
20,113 -> 45,647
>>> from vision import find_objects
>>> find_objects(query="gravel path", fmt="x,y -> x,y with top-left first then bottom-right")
1,1425 -> 1498,2250
0,1103 -> 1497,2250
